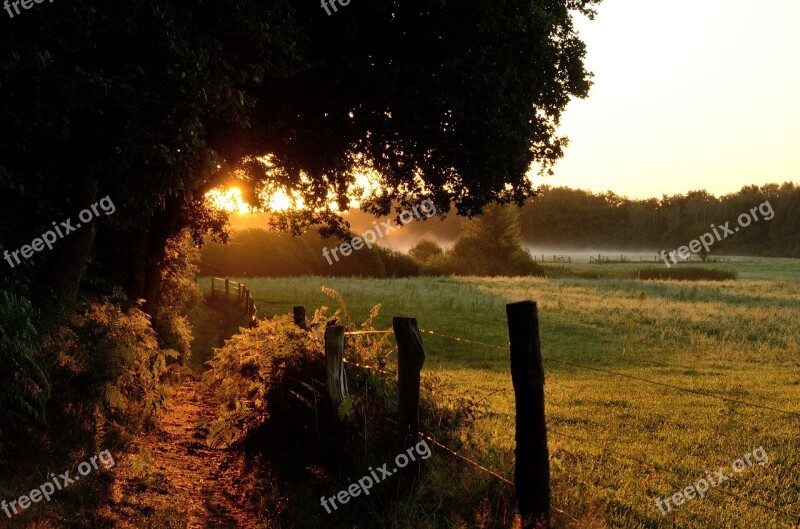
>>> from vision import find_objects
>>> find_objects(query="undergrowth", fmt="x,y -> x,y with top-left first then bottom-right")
204,287 -> 515,528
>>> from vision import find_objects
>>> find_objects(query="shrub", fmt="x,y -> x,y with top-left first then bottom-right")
54,297 -> 173,435
409,239 -> 444,263
154,231 -> 202,364
0,292 -> 49,447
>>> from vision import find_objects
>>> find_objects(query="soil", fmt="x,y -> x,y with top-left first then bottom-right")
108,373 -> 262,529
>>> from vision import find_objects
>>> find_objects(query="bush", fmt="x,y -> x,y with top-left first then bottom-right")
0,292 -> 49,448
432,204 -> 545,277
51,296 -> 173,437
203,287 -> 508,528
154,231 -> 202,364
409,239 -> 444,263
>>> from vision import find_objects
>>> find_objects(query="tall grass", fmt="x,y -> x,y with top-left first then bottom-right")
208,270 -> 800,528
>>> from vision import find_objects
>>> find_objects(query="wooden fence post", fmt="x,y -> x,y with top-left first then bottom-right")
324,325 -> 348,415
238,283 -> 242,302
507,301 -> 550,529
211,277 -> 215,297
294,306 -> 307,329
394,317 -> 425,456
225,278 -> 230,298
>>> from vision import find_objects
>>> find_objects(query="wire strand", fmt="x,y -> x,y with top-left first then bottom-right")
420,328 -> 800,420
419,329 -> 508,351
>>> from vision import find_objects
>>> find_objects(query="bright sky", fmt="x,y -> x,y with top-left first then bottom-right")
540,0 -> 800,199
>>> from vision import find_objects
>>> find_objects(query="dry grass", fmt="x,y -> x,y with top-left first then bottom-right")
201,267 -> 800,528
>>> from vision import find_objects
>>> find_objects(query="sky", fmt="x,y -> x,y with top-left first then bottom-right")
538,0 -> 800,199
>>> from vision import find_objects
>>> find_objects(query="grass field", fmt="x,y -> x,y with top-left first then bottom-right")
198,262 -> 800,528
536,254 -> 800,282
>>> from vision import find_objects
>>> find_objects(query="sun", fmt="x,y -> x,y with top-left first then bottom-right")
205,166 -> 383,214
205,187 -> 251,214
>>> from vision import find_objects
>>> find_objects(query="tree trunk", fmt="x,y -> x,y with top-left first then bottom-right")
43,118 -> 101,319
139,194 -> 185,316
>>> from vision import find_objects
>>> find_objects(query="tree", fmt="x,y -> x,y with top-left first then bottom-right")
1,0 -> 601,316
443,205 -> 542,276
409,240 -> 445,263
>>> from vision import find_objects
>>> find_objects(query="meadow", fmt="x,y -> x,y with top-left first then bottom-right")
199,260 -> 800,528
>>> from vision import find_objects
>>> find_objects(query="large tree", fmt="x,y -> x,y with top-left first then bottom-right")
1,0 -> 600,315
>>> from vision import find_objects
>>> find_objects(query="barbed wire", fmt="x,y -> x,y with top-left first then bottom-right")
344,329 -> 395,336
381,417 -> 585,526
419,329 -> 508,351
342,358 -> 393,376
420,328 -> 800,420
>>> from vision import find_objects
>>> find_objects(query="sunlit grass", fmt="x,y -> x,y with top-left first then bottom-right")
199,267 -> 800,528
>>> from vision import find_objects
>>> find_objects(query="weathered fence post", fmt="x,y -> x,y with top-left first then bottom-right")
238,283 -> 242,302
225,278 -> 230,298
293,306 -> 307,329
394,317 -> 425,447
507,301 -> 550,529
211,277 -> 215,297
324,325 -> 348,415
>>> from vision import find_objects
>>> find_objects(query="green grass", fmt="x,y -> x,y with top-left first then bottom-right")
541,255 -> 800,282
187,296 -> 251,372
198,265 -> 800,529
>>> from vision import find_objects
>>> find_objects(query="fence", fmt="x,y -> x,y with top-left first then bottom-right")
589,254 -> 662,264
294,300 -> 556,528
210,277 -> 257,319
413,333 -> 800,528
289,300 -> 800,529
533,255 -> 572,263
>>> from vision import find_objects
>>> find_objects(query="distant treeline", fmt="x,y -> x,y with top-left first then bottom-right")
520,183 -> 800,256
200,229 -> 424,278
200,205 -> 544,278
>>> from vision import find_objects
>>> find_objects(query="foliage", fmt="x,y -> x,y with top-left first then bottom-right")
204,286 -> 393,448
57,297 -> 173,433
244,274 -> 800,529
2,0 -> 601,321
0,292 -> 49,446
409,239 -> 445,263
204,286 -> 498,527
434,204 -> 545,276
203,314 -> 319,449
199,228 -> 432,278
154,231 -> 203,364
520,183 -> 800,256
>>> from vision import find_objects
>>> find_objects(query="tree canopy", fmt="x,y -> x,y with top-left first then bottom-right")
1,0 -> 600,313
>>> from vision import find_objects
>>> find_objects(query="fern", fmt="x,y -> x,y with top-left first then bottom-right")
204,290 -> 397,449
0,291 -> 49,434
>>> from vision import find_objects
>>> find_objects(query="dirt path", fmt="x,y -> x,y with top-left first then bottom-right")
109,373 -> 260,529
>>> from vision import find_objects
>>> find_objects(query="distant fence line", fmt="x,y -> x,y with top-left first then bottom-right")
533,255 -> 572,263
210,277 -> 257,320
